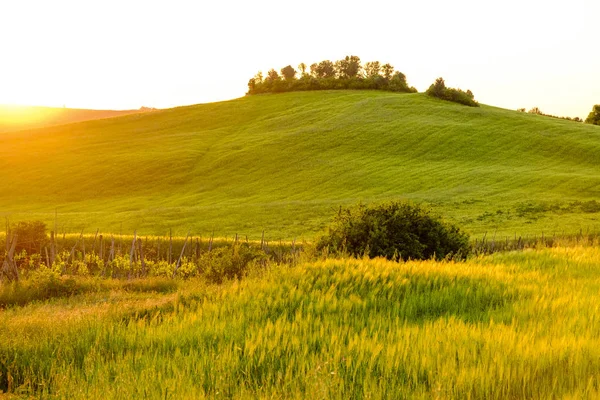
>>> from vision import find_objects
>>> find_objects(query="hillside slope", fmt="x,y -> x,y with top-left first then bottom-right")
0,105 -> 145,133
1,91 -> 599,238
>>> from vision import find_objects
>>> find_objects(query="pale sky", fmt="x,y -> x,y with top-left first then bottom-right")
1,0 -> 598,118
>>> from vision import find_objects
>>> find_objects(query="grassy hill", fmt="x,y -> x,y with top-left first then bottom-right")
0,90 -> 599,239
0,105 -> 145,133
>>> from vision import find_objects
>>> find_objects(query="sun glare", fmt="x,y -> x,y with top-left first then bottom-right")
0,105 -> 64,127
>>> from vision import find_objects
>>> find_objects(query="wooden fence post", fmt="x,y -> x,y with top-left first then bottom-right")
129,230 -> 137,278
139,239 -> 146,277
173,232 -> 190,278
169,229 -> 173,265
50,231 -> 56,266
68,230 -> 84,272
1,234 -> 19,282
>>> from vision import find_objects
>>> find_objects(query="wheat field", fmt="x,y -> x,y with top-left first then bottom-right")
2,246 -> 600,398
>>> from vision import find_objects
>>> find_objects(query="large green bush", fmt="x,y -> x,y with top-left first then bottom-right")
317,202 -> 470,261
200,243 -> 268,284
425,77 -> 479,107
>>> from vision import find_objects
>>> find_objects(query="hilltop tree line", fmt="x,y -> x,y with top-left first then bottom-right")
246,56 -> 599,116
247,56 -> 418,95
517,107 -> 583,122
517,104 -> 600,125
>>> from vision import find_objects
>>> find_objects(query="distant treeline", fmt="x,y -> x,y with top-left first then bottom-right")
247,55 -> 418,95
518,107 -> 583,123
516,104 -> 600,125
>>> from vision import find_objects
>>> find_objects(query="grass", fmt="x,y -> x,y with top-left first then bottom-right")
1,90 -> 600,238
2,246 -> 600,398
0,274 -> 178,308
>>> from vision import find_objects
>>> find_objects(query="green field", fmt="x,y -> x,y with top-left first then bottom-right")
1,91 -> 599,239
3,246 -> 600,398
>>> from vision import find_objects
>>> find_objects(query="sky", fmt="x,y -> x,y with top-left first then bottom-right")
1,0 -> 598,118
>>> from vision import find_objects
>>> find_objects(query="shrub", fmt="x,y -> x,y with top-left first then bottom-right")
10,220 -> 47,255
317,202 -> 470,261
0,267 -> 93,307
425,77 -> 479,107
200,243 -> 268,284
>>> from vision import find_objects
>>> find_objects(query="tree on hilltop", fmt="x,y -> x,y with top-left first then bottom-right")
364,61 -> 381,78
266,69 -> 280,82
336,55 -> 362,79
528,107 -> 542,115
281,65 -> 297,80
298,63 -> 308,78
312,60 -> 336,79
585,105 -> 600,125
381,63 -> 394,80
247,71 -> 265,94
429,77 -> 446,98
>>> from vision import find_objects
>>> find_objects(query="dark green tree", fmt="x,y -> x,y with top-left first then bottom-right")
310,62 -> 320,78
298,63 -> 308,77
336,55 -> 362,79
280,65 -> 297,80
266,69 -> 280,82
247,78 -> 257,93
429,77 -> 446,98
246,71 -> 264,94
316,60 -> 336,78
364,61 -> 381,78
381,63 -> 394,80
585,105 -> 600,125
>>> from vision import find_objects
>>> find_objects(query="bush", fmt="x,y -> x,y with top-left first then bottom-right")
10,220 -> 47,255
0,267 -> 91,307
425,77 -> 479,107
200,243 -> 268,284
317,202 -> 470,261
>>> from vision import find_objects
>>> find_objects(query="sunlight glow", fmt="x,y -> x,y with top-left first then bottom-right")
0,0 -> 598,117
0,105 -> 63,126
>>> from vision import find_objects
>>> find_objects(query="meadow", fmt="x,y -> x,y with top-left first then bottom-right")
1,91 -> 599,239
2,89 -> 600,398
2,245 -> 600,398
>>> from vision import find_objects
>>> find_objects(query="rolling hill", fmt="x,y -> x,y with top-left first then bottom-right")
0,91 -> 599,239
0,105 -> 146,133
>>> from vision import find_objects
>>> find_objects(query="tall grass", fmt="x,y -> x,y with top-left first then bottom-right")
2,247 -> 600,398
